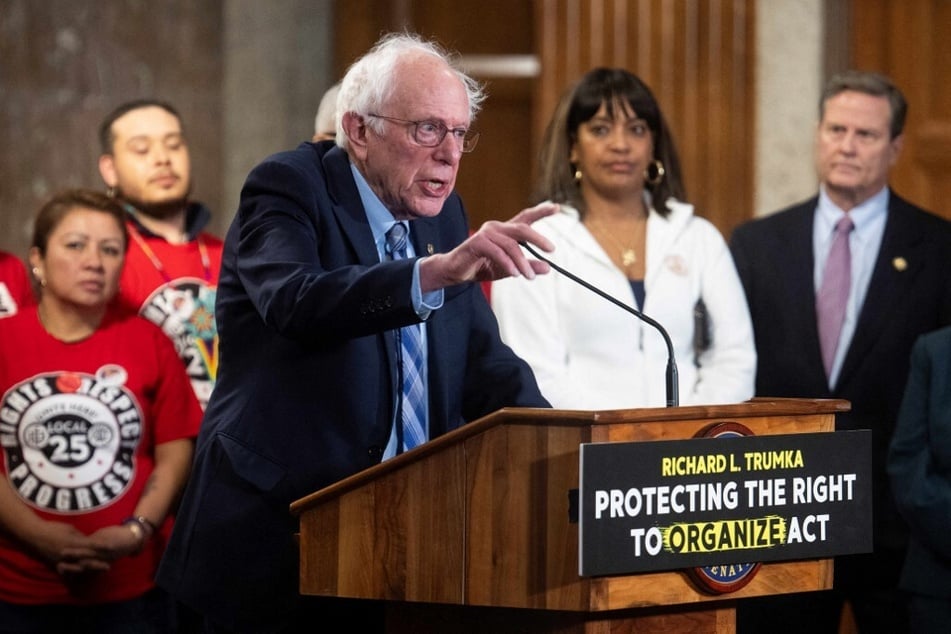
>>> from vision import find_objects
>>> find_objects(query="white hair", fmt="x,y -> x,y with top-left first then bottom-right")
335,32 -> 485,151
314,82 -> 341,138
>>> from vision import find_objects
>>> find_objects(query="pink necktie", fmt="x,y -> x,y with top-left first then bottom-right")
816,216 -> 854,378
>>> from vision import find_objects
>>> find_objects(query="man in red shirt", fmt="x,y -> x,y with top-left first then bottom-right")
0,251 -> 34,319
98,100 -> 223,410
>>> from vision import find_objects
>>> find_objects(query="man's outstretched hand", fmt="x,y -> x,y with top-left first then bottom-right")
420,202 -> 558,292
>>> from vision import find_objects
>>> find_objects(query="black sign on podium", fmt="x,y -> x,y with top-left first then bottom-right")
579,430 -> 872,577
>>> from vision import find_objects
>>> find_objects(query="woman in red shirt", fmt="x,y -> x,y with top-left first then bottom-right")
0,189 -> 202,633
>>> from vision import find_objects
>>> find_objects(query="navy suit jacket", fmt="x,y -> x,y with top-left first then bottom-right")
888,325 -> 951,598
157,142 -> 549,630
730,191 -> 951,565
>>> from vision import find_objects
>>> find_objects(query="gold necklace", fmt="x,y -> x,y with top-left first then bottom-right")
586,219 -> 641,268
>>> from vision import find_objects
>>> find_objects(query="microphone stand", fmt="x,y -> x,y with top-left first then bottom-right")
519,242 -> 679,407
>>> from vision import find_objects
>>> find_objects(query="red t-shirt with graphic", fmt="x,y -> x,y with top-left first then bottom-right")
114,223 -> 223,410
0,307 -> 202,604
0,251 -> 34,320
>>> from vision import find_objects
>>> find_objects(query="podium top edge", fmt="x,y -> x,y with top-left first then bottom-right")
290,398 -> 849,514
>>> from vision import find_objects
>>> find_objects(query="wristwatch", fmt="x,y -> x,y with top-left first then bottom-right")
122,515 -> 156,552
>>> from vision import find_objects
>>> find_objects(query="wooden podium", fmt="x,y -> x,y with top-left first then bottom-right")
291,398 -> 848,633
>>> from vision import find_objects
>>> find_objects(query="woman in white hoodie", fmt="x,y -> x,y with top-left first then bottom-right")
492,68 -> 755,409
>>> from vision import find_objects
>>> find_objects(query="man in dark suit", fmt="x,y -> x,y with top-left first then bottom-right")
730,70 -> 951,633
156,32 -> 556,633
889,325 -> 951,633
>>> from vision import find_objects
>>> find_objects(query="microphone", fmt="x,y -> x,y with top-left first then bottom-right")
518,241 -> 679,407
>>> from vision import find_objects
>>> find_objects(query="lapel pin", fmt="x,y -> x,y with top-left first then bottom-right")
427,243 -> 434,254
893,257 -> 907,272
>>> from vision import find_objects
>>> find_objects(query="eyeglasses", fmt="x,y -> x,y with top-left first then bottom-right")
367,114 -> 480,153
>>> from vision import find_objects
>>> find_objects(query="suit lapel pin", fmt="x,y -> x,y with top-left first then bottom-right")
892,257 -> 907,272
427,243 -> 434,255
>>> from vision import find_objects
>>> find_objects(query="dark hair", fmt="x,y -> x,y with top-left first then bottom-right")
535,68 -> 686,217
98,99 -> 183,154
32,189 -> 129,255
820,70 -> 907,139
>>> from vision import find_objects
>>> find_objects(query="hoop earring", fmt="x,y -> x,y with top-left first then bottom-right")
644,159 -> 665,187
574,169 -> 583,186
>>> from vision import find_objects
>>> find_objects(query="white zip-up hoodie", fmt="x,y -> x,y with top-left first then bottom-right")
491,197 -> 756,409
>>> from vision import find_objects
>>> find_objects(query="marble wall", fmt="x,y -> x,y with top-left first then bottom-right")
755,0 -> 824,217
0,0 -> 333,256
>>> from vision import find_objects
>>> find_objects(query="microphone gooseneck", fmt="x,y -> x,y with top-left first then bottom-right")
518,241 -> 679,407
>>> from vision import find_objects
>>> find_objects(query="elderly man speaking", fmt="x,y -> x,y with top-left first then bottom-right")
157,32 -> 556,633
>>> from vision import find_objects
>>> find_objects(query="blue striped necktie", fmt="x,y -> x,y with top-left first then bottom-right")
385,222 -> 426,451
